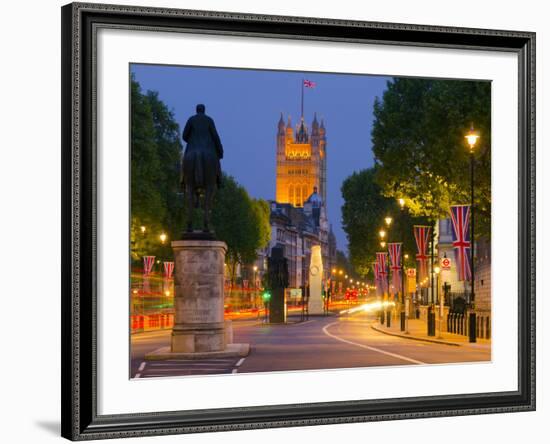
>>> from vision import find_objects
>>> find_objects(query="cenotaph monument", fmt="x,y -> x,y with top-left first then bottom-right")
308,245 -> 325,315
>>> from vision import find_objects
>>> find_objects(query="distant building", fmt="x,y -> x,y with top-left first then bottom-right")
256,114 -> 336,291
276,113 -> 327,206
437,217 -> 491,316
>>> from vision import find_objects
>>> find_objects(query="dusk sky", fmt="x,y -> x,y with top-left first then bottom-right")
131,64 -> 390,253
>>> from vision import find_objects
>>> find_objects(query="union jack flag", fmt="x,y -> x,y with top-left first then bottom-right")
376,252 -> 388,294
414,225 -> 431,284
163,261 -> 174,279
450,205 -> 472,281
372,262 -> 380,280
143,255 -> 155,275
303,79 -> 316,88
372,262 -> 382,297
388,243 -> 402,294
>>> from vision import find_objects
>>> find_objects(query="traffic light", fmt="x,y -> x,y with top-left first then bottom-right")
262,291 -> 271,302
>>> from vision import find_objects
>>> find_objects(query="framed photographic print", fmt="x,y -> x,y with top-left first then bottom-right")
61,2 -> 536,440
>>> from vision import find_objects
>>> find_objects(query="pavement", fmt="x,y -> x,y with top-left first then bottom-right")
371,316 -> 492,348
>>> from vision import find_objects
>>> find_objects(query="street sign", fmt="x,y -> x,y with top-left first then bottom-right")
406,268 -> 416,278
440,257 -> 452,270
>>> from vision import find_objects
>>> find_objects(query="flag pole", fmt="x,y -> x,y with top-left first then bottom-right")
301,78 -> 304,119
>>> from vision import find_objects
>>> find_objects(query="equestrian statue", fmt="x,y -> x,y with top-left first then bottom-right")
180,104 -> 223,236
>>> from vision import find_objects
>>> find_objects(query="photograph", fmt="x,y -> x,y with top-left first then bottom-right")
129,64 -> 492,379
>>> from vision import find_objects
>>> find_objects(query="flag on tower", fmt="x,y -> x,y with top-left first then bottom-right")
414,225 -> 431,283
388,243 -> 402,294
303,79 -> 316,88
449,204 -> 472,281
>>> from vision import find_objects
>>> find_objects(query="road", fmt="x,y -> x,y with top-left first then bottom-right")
130,313 -> 491,378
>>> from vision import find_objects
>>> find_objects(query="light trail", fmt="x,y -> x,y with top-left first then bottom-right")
339,301 -> 396,315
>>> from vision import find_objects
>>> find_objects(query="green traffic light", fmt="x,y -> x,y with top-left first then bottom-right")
262,291 -> 271,301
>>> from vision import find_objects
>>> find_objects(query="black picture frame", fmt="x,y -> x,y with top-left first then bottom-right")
61,2 -> 536,440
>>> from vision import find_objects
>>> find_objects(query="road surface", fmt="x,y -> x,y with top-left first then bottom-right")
130,313 -> 490,379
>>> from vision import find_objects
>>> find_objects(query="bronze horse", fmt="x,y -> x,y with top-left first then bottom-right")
180,104 -> 223,234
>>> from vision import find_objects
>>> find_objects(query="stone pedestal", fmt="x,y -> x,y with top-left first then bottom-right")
145,238 -> 249,360
308,245 -> 325,315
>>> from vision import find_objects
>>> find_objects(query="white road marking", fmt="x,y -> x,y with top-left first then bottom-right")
147,362 -> 232,367
138,362 -> 146,372
143,367 -> 229,371
322,321 -> 426,365
232,368 -> 238,374
135,373 -> 141,378
235,358 -> 245,367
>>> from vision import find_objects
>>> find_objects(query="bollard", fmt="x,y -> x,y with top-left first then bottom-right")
430,312 -> 436,336
400,312 -> 406,331
469,312 -> 477,343
386,310 -> 391,327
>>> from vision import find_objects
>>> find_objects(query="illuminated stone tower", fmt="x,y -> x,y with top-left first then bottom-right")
275,112 -> 327,207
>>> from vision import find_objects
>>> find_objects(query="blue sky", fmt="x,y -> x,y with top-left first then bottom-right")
131,64 -> 390,252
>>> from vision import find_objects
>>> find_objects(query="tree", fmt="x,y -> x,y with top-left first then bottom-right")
211,175 -> 271,284
130,78 -> 270,274
341,168 -> 426,278
335,250 -> 353,277
372,78 -> 491,238
130,77 -> 183,263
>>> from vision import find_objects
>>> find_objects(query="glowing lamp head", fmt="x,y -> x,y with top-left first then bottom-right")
380,241 -> 386,248
159,233 -> 167,244
379,229 -> 386,239
398,198 -> 405,209
140,225 -> 146,233
434,266 -> 441,274
385,216 -> 393,227
465,126 -> 480,152
253,265 -> 258,272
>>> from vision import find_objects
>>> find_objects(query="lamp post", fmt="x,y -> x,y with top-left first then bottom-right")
382,217 -> 393,327
253,265 -> 259,310
434,265 -> 442,338
465,125 -> 479,343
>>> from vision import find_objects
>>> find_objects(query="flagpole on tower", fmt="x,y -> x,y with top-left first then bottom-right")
301,78 -> 304,118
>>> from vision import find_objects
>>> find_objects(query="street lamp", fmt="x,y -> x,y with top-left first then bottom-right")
380,241 -> 386,249
434,265 -> 442,338
159,233 -> 167,244
385,216 -> 393,227
379,229 -> 386,239
465,124 -> 479,343
398,198 -> 405,209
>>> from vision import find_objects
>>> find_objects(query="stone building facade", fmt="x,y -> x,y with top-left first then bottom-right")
275,113 -> 327,207
255,113 -> 335,292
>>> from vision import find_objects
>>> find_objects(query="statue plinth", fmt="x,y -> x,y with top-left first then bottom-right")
146,239 -> 249,360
